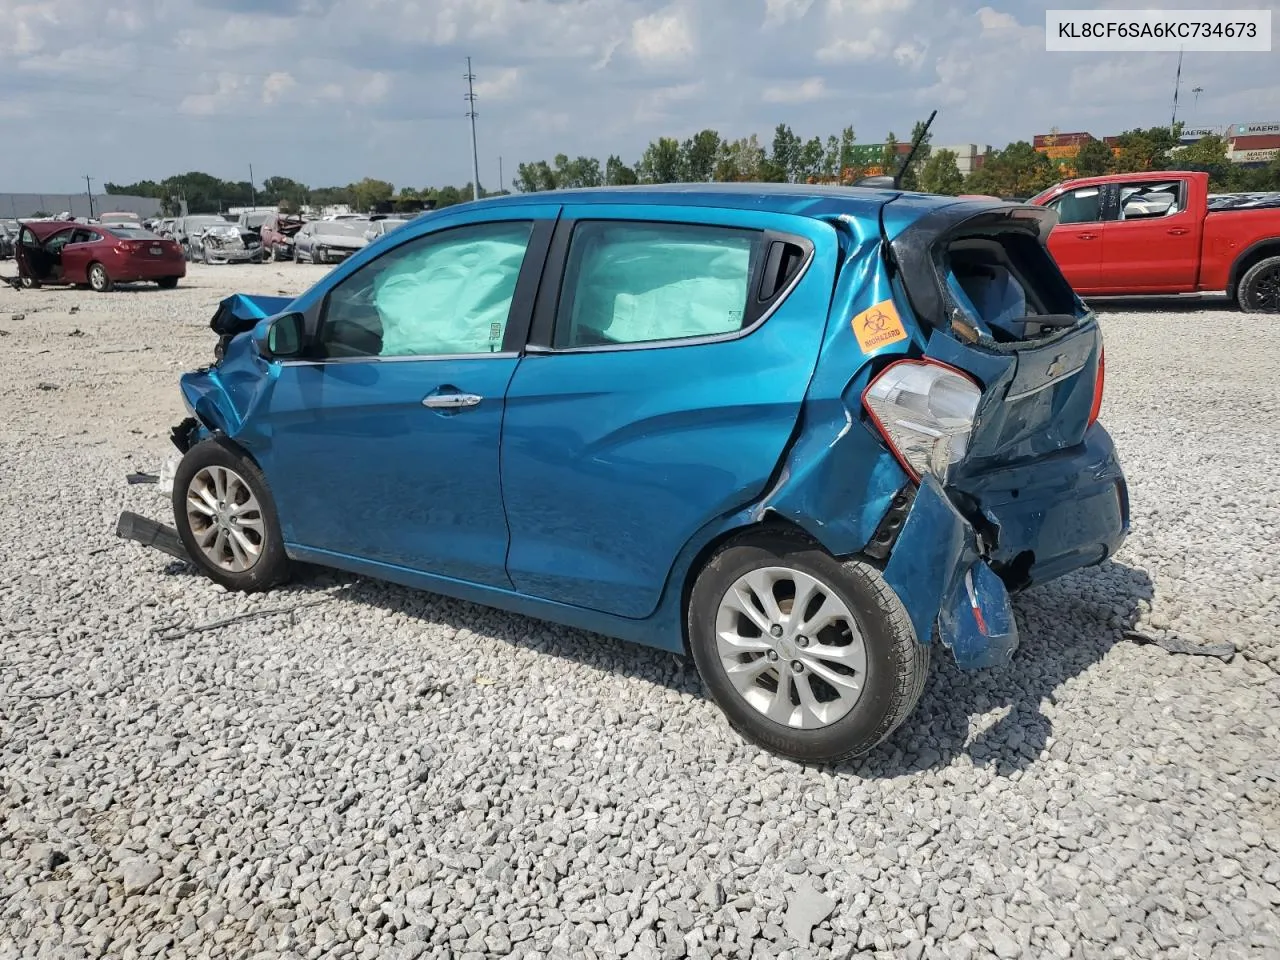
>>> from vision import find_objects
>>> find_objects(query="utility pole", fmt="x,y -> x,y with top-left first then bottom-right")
249,163 -> 256,209
464,57 -> 481,201
1170,47 -> 1184,130
84,176 -> 94,218
1191,86 -> 1204,122
499,156 -> 504,195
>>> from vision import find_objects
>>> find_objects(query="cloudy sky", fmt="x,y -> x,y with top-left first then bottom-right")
3,0 -> 1277,194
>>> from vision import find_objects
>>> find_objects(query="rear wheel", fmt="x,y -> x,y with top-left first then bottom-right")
1237,256 -> 1280,313
157,276 -> 179,289
20,275 -> 40,289
687,529 -> 928,764
88,262 -> 113,293
172,438 -> 291,592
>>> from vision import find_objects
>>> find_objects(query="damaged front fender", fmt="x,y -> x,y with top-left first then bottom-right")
180,328 -> 280,443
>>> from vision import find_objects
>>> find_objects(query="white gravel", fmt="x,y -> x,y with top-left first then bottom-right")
1,265 -> 1277,960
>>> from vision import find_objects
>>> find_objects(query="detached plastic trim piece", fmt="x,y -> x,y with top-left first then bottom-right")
115,511 -> 189,561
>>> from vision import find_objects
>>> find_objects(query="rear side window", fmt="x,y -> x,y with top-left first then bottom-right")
553,221 -> 763,349
1118,180 -> 1185,220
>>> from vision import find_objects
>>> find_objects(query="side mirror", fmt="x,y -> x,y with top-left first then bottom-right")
253,312 -> 306,360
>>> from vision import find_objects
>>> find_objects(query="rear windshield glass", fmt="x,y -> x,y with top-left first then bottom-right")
109,227 -> 163,240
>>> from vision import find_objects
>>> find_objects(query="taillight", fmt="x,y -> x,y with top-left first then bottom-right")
1088,347 -> 1105,426
862,359 -> 982,483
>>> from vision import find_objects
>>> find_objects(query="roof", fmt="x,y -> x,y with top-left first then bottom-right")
435,182 -> 912,221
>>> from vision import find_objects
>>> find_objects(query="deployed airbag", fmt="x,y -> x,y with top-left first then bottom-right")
374,223 -> 532,357
562,223 -> 754,345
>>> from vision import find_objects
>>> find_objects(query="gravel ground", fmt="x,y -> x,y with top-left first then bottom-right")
1,265 -> 1277,960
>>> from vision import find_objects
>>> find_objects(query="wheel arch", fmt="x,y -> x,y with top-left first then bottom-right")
675,514 -> 834,656
1227,239 -> 1280,299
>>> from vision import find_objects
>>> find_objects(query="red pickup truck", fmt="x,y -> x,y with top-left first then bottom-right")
1029,171 -> 1280,312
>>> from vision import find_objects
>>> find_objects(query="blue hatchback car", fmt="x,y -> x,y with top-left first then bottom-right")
153,184 -> 1128,763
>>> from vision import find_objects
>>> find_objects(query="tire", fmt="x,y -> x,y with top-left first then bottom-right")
157,277 -> 179,289
687,529 -> 929,764
20,275 -> 40,289
88,262 -> 113,293
1236,255 -> 1280,313
172,438 -> 291,593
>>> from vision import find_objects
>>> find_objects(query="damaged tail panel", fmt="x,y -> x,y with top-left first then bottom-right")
755,196 -> 1128,670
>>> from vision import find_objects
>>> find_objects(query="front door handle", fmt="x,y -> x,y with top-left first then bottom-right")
1167,228 -> 1189,235
1076,233 -> 1098,240
423,392 -> 482,409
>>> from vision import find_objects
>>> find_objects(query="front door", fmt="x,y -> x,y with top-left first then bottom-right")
1044,185 -> 1106,292
257,215 -> 554,588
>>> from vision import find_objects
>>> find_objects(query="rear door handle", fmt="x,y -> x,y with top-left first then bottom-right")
1076,233 -> 1098,240
1167,228 -> 1189,235
423,392 -> 482,409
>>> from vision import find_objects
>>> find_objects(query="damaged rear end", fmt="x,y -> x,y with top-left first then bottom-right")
773,196 -> 1127,670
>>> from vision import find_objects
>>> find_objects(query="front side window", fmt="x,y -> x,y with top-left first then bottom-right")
553,221 -> 762,349
1048,187 -> 1102,224
318,220 -> 534,359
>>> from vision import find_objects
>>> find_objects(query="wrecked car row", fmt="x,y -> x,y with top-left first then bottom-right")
119,183 -> 1127,763
6,212 -> 414,290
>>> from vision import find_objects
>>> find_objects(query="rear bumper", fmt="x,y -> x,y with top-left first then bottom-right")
958,424 -> 1129,589
118,260 -> 187,281
881,424 -> 1128,670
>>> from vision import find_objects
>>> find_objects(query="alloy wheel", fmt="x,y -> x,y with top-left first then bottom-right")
714,566 -> 868,729
184,465 -> 267,573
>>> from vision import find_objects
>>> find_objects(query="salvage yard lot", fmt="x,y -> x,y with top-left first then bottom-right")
1,265 -> 1277,960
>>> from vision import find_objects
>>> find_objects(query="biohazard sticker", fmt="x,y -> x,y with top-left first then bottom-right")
851,299 -> 908,353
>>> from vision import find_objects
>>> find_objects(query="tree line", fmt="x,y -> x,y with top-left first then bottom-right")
514,122 -> 1280,198
105,122 -> 1280,215
104,174 -> 502,216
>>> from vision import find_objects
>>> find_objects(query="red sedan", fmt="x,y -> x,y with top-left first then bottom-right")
16,220 -> 186,292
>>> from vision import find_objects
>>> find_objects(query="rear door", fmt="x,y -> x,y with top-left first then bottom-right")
1042,185 -> 1106,292
1100,178 -> 1201,291
60,228 -> 103,283
499,205 -> 839,618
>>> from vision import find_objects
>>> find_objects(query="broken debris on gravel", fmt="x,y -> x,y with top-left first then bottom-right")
1,269 -> 1278,960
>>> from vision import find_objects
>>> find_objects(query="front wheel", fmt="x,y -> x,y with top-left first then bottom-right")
1237,255 -> 1280,313
687,530 -> 928,764
88,262 -> 113,292
172,439 -> 291,592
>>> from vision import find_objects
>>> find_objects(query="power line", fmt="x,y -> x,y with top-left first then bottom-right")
464,57 -> 481,202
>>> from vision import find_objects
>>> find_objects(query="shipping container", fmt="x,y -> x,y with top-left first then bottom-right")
1227,133 -> 1280,151
1033,131 -> 1093,148
1231,121 -> 1280,136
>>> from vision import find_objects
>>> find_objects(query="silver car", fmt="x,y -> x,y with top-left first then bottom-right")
293,219 -> 371,264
